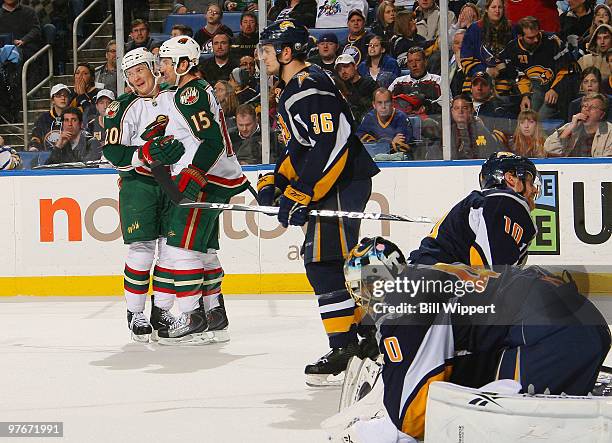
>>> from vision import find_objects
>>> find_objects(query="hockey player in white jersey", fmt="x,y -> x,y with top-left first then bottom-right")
103,48 -> 185,342
154,36 -> 249,345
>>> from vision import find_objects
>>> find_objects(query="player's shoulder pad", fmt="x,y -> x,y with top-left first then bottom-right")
482,188 -> 532,214
104,92 -> 137,121
287,64 -> 334,94
175,78 -> 212,109
159,83 -> 177,91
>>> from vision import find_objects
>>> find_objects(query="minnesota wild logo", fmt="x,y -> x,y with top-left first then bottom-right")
106,101 -> 120,118
180,87 -> 199,105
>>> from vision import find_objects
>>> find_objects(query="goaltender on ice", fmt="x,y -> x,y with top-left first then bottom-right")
326,154 -> 612,442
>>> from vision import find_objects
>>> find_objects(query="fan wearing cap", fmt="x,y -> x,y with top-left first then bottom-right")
450,93 -> 500,160
335,53 -> 378,122
258,19 -> 380,386
28,84 -> 71,152
339,9 -> 374,66
87,89 -> 116,143
228,67 -> 257,103
314,0 -> 367,29
470,71 -> 513,148
307,32 -> 340,73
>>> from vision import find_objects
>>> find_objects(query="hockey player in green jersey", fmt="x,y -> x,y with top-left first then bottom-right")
156,36 -> 249,345
103,48 -> 185,342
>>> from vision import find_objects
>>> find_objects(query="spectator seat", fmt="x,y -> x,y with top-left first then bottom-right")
309,27 -> 350,44
164,14 -> 206,34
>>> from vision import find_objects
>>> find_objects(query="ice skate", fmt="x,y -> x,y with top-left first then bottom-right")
157,306 -> 212,346
305,342 -> 359,387
204,294 -> 230,343
149,304 -> 176,342
127,310 -> 152,343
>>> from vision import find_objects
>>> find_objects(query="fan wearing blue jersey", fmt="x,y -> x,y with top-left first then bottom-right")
257,19 -> 381,386
357,88 -> 414,156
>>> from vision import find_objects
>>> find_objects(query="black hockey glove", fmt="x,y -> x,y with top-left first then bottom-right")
278,184 -> 311,228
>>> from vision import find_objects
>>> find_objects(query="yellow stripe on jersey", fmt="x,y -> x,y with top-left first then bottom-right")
428,212 -> 448,239
401,365 -> 453,438
469,246 -> 485,267
514,347 -> 521,381
322,315 -> 355,334
312,149 -> 349,202
278,155 -> 298,183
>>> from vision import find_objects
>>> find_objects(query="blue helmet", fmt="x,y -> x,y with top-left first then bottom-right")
344,237 -> 406,314
480,152 -> 541,196
259,19 -> 310,57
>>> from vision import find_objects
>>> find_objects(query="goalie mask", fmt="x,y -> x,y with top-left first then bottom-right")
344,237 -> 406,315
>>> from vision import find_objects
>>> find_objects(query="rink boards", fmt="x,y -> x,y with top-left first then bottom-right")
0,158 -> 610,296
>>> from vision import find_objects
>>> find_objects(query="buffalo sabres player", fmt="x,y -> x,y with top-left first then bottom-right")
257,19 -> 380,385
103,48 -> 185,342
156,36 -> 249,345
410,152 -> 540,267
332,237 -> 611,442
408,152 -> 542,388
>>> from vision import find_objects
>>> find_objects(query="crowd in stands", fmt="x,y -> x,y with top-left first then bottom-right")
3,0 -> 612,171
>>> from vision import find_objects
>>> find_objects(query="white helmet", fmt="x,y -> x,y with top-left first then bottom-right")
121,47 -> 156,77
159,36 -> 201,85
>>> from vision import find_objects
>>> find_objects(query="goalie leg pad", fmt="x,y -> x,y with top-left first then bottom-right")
339,355 -> 384,412
425,381 -> 612,442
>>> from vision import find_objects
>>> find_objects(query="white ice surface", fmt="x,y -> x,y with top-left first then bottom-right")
2,295 -> 611,443
0,295 -> 339,442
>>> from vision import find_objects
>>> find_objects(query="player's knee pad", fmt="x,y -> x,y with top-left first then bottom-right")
305,261 -> 346,295
164,244 -> 206,270
202,249 -> 221,269
126,240 -> 157,270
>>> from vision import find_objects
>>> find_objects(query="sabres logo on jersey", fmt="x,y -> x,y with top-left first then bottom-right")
342,46 -> 361,65
180,87 -> 199,105
279,21 -> 295,31
525,65 -> 554,85
296,71 -> 310,86
105,101 -> 120,119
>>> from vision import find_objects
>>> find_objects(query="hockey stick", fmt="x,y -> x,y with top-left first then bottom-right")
151,161 -> 433,223
178,201 -> 433,223
33,159 -> 111,169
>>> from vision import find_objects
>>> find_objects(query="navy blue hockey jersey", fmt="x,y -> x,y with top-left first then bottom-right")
274,64 -> 379,202
409,188 -> 537,267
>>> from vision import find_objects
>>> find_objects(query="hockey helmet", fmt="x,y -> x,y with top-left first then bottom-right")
121,47 -> 157,77
344,237 -> 406,314
259,19 -> 310,57
158,36 -> 201,71
480,152 -> 541,198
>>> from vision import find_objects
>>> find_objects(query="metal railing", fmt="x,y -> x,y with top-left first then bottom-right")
21,44 -> 53,149
72,0 -> 113,69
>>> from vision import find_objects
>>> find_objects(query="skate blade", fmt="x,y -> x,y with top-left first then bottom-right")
209,328 -> 230,343
150,330 -> 160,342
305,372 -> 345,387
157,331 -> 214,346
131,332 -> 151,343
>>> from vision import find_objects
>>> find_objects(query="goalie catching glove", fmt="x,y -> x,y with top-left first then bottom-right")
278,183 -> 312,227
139,135 -> 185,166
175,165 -> 207,201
